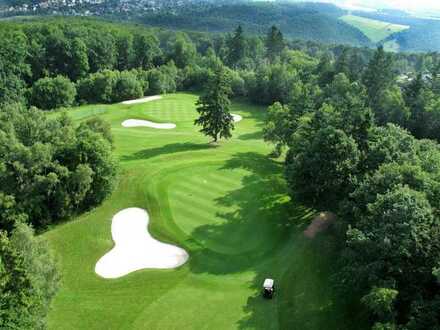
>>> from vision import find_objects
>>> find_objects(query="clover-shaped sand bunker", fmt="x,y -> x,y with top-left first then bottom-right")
121,119 -> 176,129
95,208 -> 189,279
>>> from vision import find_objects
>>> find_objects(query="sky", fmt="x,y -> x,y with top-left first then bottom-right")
326,0 -> 440,13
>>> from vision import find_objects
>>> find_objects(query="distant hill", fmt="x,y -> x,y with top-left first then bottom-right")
0,0 -> 372,47
352,11 -> 440,52
4,0 -> 440,51
340,15 -> 409,44
139,2 -> 372,46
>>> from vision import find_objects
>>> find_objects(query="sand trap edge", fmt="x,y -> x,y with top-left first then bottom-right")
121,95 -> 162,105
95,208 -> 189,279
232,114 -> 242,122
122,119 -> 176,129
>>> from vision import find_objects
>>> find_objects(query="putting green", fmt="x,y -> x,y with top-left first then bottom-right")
165,164 -> 282,255
44,93 -> 363,329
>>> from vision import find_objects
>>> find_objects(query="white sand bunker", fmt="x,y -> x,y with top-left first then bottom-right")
232,114 -> 242,122
95,208 -> 188,279
121,95 -> 162,105
122,119 -> 176,129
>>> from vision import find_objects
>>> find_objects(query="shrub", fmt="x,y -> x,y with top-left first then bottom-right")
113,71 -> 143,102
31,75 -> 76,110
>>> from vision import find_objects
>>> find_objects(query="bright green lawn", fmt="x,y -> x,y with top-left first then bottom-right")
44,93 -> 362,329
340,14 -> 409,44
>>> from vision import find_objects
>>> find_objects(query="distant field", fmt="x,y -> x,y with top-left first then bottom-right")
340,14 -> 409,43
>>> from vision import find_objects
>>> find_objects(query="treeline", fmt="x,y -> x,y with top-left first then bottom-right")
0,104 -> 117,329
0,17 -> 434,110
0,2 -> 372,46
0,105 -> 117,231
263,45 -> 440,328
0,19 -> 123,330
0,19 -> 191,108
141,2 -> 371,46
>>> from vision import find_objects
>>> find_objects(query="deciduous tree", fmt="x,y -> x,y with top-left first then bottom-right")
31,75 -> 76,110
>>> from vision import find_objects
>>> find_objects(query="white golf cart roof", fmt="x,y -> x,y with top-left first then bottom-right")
263,278 -> 274,289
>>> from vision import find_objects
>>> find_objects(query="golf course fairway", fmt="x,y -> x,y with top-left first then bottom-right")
44,93 -> 361,329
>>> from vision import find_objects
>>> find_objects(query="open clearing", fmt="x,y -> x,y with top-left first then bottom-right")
44,93 -> 363,329
340,15 -> 409,43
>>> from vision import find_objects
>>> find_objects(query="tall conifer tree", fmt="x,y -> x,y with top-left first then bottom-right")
227,25 -> 246,67
265,26 -> 284,62
195,66 -> 234,143
362,46 -> 395,111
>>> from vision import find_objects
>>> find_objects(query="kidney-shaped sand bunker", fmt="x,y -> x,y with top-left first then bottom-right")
121,119 -> 176,129
95,208 -> 188,279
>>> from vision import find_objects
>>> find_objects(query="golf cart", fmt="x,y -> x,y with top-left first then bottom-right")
262,278 -> 275,299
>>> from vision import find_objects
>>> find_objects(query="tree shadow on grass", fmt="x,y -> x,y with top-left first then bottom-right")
184,152 -> 358,329
237,131 -> 264,141
220,152 -> 283,176
187,152 -> 304,271
183,152 -> 312,328
237,233 -> 361,330
121,142 -> 216,161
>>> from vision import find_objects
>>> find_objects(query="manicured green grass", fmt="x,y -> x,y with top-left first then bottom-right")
340,15 -> 409,43
44,93 -> 362,329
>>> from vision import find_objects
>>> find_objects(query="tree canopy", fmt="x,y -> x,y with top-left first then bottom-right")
0,223 -> 59,329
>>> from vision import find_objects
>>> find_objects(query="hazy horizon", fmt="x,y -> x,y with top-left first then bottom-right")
342,0 -> 440,14
285,0 -> 440,15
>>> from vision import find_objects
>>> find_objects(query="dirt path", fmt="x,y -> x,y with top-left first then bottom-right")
304,212 -> 336,239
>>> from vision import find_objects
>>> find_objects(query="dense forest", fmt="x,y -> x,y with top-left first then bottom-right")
0,0 -> 440,52
0,17 -> 432,109
139,2 -> 372,46
0,2 -> 374,46
4,0 -> 440,52
2,16 -> 440,329
265,45 -> 440,328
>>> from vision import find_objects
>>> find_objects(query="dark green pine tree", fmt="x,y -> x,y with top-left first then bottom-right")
195,67 -> 234,143
265,26 -> 284,62
227,25 -> 246,67
429,56 -> 440,94
404,73 -> 427,137
362,46 -> 395,111
316,53 -> 335,87
334,48 -> 351,78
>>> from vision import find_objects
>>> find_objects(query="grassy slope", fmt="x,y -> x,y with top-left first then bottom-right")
44,93 -> 362,329
340,14 -> 409,44
348,12 -> 440,52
